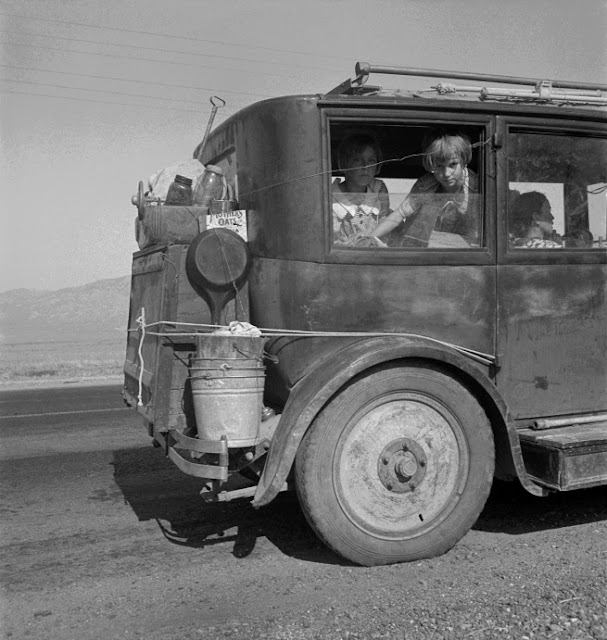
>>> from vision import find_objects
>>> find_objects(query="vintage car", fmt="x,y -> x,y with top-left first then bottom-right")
124,62 -> 607,566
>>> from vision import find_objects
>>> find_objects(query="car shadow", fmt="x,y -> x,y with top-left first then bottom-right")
474,479 -> 607,534
113,446 -> 606,562
111,446 -> 346,565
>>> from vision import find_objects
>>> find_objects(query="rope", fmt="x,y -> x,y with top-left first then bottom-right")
130,318 -> 495,367
135,308 -> 146,406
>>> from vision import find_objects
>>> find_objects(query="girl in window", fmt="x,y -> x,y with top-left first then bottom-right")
372,130 -> 478,247
332,133 -> 390,246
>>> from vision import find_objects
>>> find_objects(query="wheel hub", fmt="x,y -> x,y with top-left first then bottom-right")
377,437 -> 427,493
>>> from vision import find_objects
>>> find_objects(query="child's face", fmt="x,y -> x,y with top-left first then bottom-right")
534,201 -> 554,237
431,153 -> 465,192
343,145 -> 378,191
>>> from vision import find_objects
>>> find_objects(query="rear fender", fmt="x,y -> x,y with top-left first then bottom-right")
252,336 -> 546,507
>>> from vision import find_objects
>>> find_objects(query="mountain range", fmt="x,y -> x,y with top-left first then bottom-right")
0,276 -> 131,344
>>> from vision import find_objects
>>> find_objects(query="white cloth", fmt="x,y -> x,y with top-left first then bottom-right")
146,159 -> 205,200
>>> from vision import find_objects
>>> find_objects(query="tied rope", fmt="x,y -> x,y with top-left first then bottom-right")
135,308 -> 146,406
129,316 -> 496,367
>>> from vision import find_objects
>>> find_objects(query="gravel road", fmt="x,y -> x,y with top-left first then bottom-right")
1,385 -> 606,640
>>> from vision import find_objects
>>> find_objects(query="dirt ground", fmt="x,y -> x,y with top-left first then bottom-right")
1,386 -> 606,640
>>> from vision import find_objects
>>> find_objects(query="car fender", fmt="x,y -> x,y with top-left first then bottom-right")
252,335 -> 546,507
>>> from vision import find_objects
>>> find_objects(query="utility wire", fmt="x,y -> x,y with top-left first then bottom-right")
3,28 -> 345,74
1,39 -> 296,79
0,77 -> 241,110
0,11 -> 353,63
0,63 -> 271,99
0,88 -> 234,114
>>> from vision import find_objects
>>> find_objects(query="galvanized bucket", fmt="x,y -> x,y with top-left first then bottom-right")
189,336 -> 266,446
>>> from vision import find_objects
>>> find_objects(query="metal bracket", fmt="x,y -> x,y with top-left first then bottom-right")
327,61 -> 373,95
157,430 -> 229,480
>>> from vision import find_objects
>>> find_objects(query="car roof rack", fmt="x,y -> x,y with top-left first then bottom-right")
328,62 -> 607,105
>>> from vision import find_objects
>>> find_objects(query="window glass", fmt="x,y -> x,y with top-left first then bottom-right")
330,124 -> 486,250
507,131 -> 607,250
206,148 -> 247,240
209,147 -> 238,201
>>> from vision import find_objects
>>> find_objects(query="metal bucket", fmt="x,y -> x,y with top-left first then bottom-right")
189,336 -> 266,446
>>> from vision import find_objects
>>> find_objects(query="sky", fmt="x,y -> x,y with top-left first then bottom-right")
1,0 -> 606,292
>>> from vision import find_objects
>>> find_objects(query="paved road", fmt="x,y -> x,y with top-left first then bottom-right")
0,384 -> 140,460
1,385 -> 606,640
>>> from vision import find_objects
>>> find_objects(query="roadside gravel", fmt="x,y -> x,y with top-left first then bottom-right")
3,402 -> 605,640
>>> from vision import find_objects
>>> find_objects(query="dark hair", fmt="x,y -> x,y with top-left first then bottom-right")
510,191 -> 550,237
337,133 -> 383,172
421,130 -> 473,172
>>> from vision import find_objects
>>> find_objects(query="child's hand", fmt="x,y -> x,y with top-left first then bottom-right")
346,233 -> 387,248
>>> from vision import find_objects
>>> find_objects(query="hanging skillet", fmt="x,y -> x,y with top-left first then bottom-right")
185,228 -> 251,326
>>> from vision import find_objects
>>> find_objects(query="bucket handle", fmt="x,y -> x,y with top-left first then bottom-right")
230,343 -> 279,364
232,344 -> 265,361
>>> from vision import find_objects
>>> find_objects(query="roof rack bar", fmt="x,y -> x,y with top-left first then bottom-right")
355,62 -> 607,92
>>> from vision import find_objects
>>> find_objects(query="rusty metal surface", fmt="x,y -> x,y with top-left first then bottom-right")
519,422 -> 607,490
496,264 -> 607,419
249,257 -> 496,391
198,97 -> 326,263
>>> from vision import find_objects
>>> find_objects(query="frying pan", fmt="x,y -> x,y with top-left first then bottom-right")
185,228 -> 251,326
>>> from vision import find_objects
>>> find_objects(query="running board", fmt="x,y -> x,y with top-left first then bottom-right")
518,421 -> 607,491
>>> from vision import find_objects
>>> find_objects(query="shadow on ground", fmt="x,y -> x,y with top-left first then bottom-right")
112,445 -> 343,565
113,446 -> 607,564
474,479 -> 607,534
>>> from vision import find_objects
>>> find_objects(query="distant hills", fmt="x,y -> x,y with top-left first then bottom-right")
0,276 -> 131,344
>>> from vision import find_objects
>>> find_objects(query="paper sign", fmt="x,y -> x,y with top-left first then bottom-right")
207,210 -> 248,241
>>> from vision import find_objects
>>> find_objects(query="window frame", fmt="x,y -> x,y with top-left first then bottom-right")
321,108 -> 496,266
496,116 -> 607,266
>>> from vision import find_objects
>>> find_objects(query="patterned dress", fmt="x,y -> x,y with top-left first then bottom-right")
332,179 -> 390,245
512,237 -> 563,249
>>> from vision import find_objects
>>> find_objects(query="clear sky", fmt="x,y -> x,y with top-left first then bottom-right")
1,0 -> 606,291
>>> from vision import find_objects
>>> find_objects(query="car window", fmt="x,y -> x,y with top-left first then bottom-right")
507,130 -> 607,250
329,123 -> 486,250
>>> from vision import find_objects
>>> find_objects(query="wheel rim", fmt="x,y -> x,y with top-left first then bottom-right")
333,390 -> 470,540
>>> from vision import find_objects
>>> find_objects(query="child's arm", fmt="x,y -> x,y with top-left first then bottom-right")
372,216 -> 401,239
372,196 -> 413,238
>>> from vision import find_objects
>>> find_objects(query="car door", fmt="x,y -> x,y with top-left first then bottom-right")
495,116 -> 607,420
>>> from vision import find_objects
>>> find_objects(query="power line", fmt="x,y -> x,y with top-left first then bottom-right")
3,28 -> 344,74
1,39 -> 296,79
0,11 -> 352,64
0,88 -> 234,115
1,63 -> 270,100
0,77 -> 241,110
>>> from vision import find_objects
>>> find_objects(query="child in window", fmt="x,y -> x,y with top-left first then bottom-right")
332,133 -> 390,246
372,130 -> 479,247
510,191 -> 562,249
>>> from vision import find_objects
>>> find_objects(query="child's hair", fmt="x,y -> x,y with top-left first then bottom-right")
510,191 -> 550,237
421,130 -> 473,172
337,133 -> 383,172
